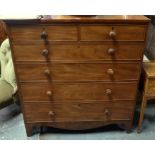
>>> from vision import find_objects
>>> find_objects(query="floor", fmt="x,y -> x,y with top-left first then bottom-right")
0,99 -> 155,140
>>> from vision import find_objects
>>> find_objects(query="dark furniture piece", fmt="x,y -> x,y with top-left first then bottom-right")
5,15 -> 149,136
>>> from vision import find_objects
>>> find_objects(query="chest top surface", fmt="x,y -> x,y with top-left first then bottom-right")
4,15 -> 150,25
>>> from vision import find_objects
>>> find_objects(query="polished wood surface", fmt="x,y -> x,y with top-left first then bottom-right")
16,62 -> 141,81
41,15 -> 150,24
13,43 -> 144,62
80,25 -> 146,41
6,15 -> 149,136
9,24 -> 146,42
20,82 -> 137,102
10,25 -> 78,41
4,15 -> 150,25
24,101 -> 134,122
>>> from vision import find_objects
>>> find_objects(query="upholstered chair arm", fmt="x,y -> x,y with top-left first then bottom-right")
0,39 -> 16,90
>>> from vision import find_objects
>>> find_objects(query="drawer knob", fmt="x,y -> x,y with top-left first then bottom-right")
44,69 -> 50,75
49,111 -> 55,116
109,31 -> 116,39
40,31 -> 48,40
46,91 -> 52,97
104,109 -> 111,117
107,69 -> 114,75
107,48 -> 115,55
106,89 -> 112,95
41,49 -> 49,56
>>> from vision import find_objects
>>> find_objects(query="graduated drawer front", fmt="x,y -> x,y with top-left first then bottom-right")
16,62 -> 141,81
9,25 -> 78,41
12,44 -> 144,62
24,101 -> 134,122
80,25 -> 146,41
20,82 -> 137,101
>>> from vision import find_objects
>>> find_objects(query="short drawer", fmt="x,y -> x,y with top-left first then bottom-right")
9,25 -> 78,41
16,62 -> 141,81
24,101 -> 134,122
12,43 -> 144,62
80,25 -> 146,41
146,79 -> 155,95
20,82 -> 137,101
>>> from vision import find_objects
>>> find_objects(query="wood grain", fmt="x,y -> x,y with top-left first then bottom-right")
138,62 -> 155,132
16,62 -> 141,81
147,79 -> 155,95
80,25 -> 146,41
12,43 -> 144,62
6,15 -> 149,136
24,101 -> 134,122
9,25 -> 78,41
20,82 -> 138,101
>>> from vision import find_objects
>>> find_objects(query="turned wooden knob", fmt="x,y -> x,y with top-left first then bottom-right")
109,31 -> 116,39
104,109 -> 111,116
48,111 -> 55,116
44,69 -> 50,75
107,48 -> 115,55
106,89 -> 112,95
41,49 -> 49,56
107,69 -> 114,75
46,91 -> 52,97
40,31 -> 48,39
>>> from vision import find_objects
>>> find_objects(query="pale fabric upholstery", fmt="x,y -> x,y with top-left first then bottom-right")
0,38 -> 16,89
0,38 -> 17,105
143,54 -> 150,62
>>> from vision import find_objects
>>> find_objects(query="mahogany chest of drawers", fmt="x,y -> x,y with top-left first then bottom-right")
5,15 -> 149,136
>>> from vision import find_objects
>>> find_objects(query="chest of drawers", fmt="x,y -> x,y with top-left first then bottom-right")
5,15 -> 149,136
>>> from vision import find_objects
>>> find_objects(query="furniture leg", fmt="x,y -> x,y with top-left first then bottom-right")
137,94 -> 147,133
124,121 -> 133,133
118,121 -> 132,133
26,123 -> 34,137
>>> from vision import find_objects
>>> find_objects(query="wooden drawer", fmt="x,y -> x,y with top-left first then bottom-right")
20,82 -> 137,101
12,44 -> 144,62
24,101 -> 134,122
80,25 -> 146,41
9,25 -> 78,41
146,79 -> 155,95
16,62 -> 141,82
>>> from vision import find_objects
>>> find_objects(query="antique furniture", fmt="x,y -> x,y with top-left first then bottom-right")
0,38 -> 17,109
137,62 -> 155,133
0,21 -> 7,44
5,15 -> 149,136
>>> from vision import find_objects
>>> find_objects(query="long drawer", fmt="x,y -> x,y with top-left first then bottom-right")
20,82 -> 137,101
12,44 -> 144,62
24,101 -> 134,122
16,62 -> 141,81
80,25 -> 146,41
